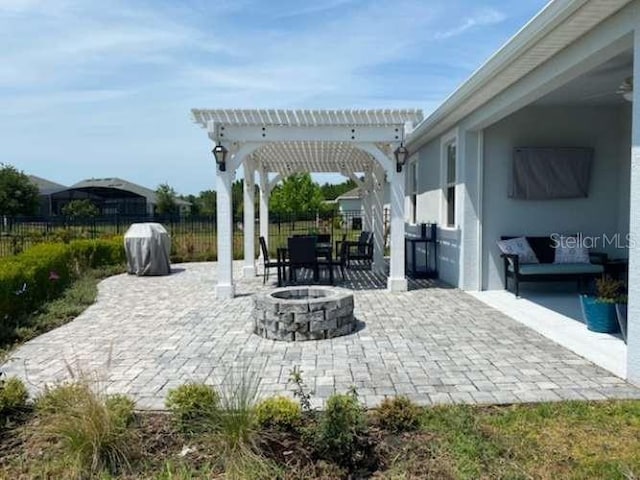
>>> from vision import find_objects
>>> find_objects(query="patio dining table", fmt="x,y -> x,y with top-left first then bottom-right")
276,243 -> 334,287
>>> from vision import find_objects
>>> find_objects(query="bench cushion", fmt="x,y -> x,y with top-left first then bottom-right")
508,263 -> 604,275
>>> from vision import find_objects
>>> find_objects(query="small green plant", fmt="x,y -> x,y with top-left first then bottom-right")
595,276 -> 624,303
165,382 -> 219,433
0,373 -> 28,417
216,368 -> 260,452
36,381 -> 138,476
288,366 -> 314,412
255,395 -> 302,431
105,394 -> 136,429
314,390 -> 367,467
374,396 -> 422,433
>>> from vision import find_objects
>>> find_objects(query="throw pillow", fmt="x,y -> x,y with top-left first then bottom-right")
554,236 -> 590,264
496,237 -> 539,264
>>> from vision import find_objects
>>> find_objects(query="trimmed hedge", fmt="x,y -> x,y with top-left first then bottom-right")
0,238 -> 124,342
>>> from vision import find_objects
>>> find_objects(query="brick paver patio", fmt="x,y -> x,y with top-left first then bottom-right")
3,262 -> 639,409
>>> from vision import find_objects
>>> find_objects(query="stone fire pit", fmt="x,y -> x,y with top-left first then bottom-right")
253,286 -> 356,341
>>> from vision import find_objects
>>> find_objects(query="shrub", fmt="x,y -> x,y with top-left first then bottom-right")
0,239 -> 124,345
0,374 -> 28,416
68,238 -> 125,272
373,396 -> 422,433
36,382 -> 138,475
314,391 -> 367,467
255,395 -> 302,431
165,383 -> 220,433
0,243 -> 73,333
105,394 -> 136,429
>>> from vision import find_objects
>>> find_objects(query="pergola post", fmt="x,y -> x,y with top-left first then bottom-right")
215,162 -> 235,299
362,172 -> 372,231
372,167 -> 385,273
243,159 -> 256,278
387,167 -> 407,292
258,166 -> 270,259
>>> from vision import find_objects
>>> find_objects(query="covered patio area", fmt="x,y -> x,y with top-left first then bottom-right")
190,109 -> 423,299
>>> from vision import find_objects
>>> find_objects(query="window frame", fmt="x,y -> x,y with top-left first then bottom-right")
440,130 -> 458,229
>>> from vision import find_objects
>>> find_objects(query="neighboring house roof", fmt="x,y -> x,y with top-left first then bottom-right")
336,187 -> 361,201
407,0 -> 632,150
68,177 -> 191,206
28,175 -> 67,195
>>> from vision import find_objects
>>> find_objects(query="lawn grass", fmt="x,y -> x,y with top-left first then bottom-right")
2,400 -> 640,479
0,264 -> 125,360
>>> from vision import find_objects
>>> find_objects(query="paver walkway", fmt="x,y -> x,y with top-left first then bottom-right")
3,262 -> 639,409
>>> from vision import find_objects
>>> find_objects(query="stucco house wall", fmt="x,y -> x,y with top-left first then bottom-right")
481,104 -> 631,290
413,136 -> 461,287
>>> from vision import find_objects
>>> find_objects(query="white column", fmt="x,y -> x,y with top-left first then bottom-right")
457,129 -> 483,291
216,165 -> 235,299
242,159 -> 256,277
362,172 -> 372,232
258,167 -> 270,260
627,29 -> 640,384
372,168 -> 385,273
387,166 -> 407,292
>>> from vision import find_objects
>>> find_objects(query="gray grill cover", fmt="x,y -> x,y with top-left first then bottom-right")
124,223 -> 171,276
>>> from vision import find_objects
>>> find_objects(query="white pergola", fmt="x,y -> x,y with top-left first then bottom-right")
191,109 -> 424,299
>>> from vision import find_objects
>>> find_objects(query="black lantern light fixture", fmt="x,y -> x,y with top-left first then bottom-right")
394,143 -> 409,172
212,144 -> 228,171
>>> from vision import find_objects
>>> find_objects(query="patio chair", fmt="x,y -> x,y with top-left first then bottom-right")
317,233 -> 331,244
328,239 -> 348,280
259,236 -> 282,284
344,231 -> 374,268
288,236 -> 319,283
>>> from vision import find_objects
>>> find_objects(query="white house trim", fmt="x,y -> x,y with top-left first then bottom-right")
407,0 -> 632,150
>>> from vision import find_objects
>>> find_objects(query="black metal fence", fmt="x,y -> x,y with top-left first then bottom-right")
0,210 -> 388,260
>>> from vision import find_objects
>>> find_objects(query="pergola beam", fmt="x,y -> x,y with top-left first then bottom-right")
214,125 -> 405,143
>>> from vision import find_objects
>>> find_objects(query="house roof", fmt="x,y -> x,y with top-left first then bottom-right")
191,109 -> 423,174
69,178 -> 191,206
336,187 -> 361,201
407,0 -> 632,150
28,175 -> 67,195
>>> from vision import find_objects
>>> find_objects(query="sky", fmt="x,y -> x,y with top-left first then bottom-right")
1,0 -> 549,195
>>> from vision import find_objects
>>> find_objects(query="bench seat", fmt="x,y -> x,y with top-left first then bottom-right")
508,263 -> 604,276
501,235 -> 607,296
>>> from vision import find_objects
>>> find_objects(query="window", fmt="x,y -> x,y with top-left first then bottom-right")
445,142 -> 456,227
409,161 -> 418,224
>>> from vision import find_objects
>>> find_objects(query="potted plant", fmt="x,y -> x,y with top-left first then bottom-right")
579,276 -> 622,333
615,293 -> 628,343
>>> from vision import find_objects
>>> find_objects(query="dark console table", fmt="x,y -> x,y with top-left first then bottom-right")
405,223 -> 438,279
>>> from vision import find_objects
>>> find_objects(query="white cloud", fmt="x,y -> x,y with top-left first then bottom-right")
435,8 -> 506,40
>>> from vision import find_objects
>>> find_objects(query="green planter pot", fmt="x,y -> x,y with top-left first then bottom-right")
579,295 -> 619,334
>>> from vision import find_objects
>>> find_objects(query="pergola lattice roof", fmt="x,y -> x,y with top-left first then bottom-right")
192,108 -> 422,127
191,109 -> 423,174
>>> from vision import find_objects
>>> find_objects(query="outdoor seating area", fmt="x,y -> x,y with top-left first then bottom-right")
498,235 -> 608,297
258,232 -> 375,287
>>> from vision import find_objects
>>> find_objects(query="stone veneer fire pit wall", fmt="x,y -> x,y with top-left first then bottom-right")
253,286 -> 356,341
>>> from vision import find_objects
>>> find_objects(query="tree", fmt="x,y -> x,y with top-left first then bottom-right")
320,178 -> 358,201
61,199 -> 99,218
269,173 -> 324,218
197,190 -> 217,215
0,164 -> 39,216
155,183 -> 178,215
